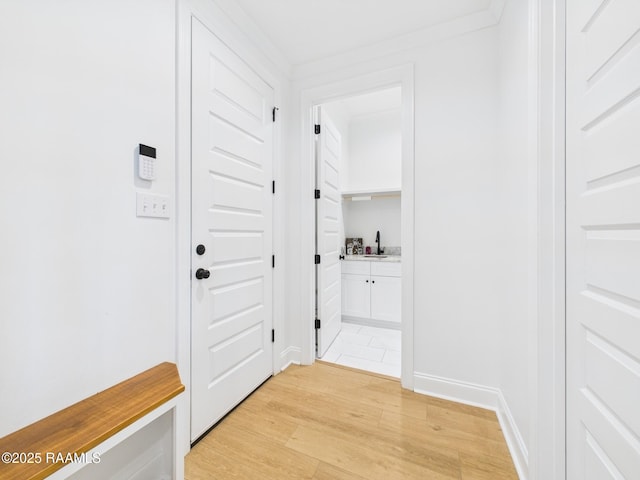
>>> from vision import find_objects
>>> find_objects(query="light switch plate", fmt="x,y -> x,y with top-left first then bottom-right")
136,192 -> 170,218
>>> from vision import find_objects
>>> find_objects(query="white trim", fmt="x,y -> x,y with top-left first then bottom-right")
298,64 -> 415,390
414,372 -> 501,410
175,0 -> 193,458
414,372 -> 528,480
497,390 -> 530,480
532,0 -> 567,479
342,316 -> 401,331
176,0 -> 287,453
212,1 -> 507,83
400,66 -> 416,390
527,0 -> 541,480
280,346 -> 302,371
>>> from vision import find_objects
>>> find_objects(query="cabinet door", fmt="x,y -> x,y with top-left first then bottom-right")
370,276 -> 401,323
341,274 -> 371,318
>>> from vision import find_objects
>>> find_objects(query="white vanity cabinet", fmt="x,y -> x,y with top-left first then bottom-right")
341,259 -> 401,326
341,273 -> 371,318
341,260 -> 371,318
370,274 -> 401,322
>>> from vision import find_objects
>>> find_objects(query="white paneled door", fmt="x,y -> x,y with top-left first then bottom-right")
190,19 -> 273,441
316,108 -> 342,357
566,1 -> 640,478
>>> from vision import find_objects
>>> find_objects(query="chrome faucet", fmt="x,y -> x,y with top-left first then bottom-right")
375,230 -> 381,255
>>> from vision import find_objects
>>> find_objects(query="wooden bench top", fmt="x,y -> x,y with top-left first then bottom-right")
0,362 -> 184,480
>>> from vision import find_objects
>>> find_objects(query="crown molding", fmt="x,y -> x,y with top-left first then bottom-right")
292,5 -> 503,80
211,0 -> 509,82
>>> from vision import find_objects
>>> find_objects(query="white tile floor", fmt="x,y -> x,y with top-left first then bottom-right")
319,323 -> 401,378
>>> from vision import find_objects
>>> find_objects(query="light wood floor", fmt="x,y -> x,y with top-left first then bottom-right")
185,362 -> 518,480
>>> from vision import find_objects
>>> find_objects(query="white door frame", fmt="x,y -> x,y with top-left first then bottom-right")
531,0 -> 566,478
299,64 -> 415,389
175,0 -> 285,455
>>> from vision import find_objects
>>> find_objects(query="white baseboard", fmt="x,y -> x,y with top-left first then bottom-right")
496,390 -> 528,480
414,372 -> 528,480
342,316 -> 401,331
279,346 -> 301,371
414,372 -> 501,409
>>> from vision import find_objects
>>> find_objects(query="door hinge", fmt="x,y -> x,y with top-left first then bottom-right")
272,255 -> 275,268
314,189 -> 320,199
315,319 -> 321,329
272,180 -> 275,194
271,329 -> 275,343
272,106 -> 279,122
314,124 -> 321,134
315,254 -> 321,265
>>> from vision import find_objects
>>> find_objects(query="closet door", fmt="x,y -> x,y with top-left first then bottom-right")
566,1 -> 640,477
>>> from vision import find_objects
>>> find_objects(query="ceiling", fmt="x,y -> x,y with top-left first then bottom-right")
233,0 -> 492,65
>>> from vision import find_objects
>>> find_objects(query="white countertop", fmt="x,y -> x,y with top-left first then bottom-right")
342,255 -> 401,263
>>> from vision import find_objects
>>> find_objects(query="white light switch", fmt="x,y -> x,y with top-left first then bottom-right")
136,192 -> 170,218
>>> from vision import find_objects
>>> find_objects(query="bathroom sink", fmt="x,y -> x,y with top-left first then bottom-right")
364,255 -> 387,258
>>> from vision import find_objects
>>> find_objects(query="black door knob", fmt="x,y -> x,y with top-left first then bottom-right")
195,268 -> 210,280
339,255 -> 345,260
196,244 -> 206,255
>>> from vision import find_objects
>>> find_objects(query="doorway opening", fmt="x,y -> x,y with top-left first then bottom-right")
315,87 -> 403,378
300,64 -> 415,389
299,64 -> 414,388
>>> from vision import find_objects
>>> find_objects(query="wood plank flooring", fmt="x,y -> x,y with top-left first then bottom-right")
185,362 -> 518,480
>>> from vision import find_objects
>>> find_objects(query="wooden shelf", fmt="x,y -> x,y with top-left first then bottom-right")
0,362 -> 184,480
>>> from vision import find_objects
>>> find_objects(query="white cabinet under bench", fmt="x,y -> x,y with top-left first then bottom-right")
341,258 -> 401,328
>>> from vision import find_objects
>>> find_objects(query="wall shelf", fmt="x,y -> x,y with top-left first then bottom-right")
341,187 -> 401,199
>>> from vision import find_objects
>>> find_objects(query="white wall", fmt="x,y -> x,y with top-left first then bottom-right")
412,29 -> 504,388
343,197 -> 401,249
0,0 -> 176,436
346,110 -> 402,191
290,25 -> 505,388
496,0 -> 532,458
322,102 -> 402,253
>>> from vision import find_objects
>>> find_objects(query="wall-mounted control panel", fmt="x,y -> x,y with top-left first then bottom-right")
138,144 -> 157,180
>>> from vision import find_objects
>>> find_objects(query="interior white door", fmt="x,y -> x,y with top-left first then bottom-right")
316,107 -> 342,357
566,1 -> 640,478
190,18 -> 273,441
